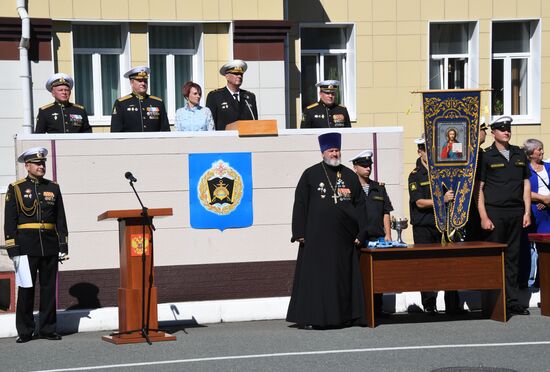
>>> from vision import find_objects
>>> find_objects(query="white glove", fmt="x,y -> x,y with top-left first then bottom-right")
58,252 -> 68,262
12,255 -> 20,270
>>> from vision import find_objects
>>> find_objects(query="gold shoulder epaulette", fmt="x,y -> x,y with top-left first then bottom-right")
11,178 -> 26,186
40,103 -> 55,110
306,102 -> 319,109
73,103 -> 85,109
118,95 -> 132,102
150,95 -> 163,102
410,167 -> 419,174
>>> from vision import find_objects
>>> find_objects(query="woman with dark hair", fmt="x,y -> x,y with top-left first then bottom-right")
175,81 -> 215,131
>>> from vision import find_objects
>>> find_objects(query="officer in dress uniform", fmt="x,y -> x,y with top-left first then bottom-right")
205,59 -> 258,130
408,135 -> 463,315
478,116 -> 531,317
110,66 -> 170,132
351,150 -> 393,317
3,147 -> 68,343
35,73 -> 92,133
301,80 -> 351,128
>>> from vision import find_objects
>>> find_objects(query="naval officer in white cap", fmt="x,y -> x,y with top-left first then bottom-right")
35,73 -> 91,133
4,147 -> 68,343
301,80 -> 351,128
110,66 -> 170,132
205,59 -> 258,130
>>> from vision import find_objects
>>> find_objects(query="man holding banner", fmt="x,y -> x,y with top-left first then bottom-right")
478,116 -> 531,317
409,135 -> 464,315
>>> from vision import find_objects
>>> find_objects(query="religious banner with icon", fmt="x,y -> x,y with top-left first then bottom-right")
421,89 -> 482,237
189,152 -> 253,230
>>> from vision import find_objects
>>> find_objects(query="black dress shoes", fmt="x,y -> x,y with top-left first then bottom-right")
40,332 -> 62,340
16,335 -> 33,343
375,310 -> 392,319
508,305 -> 530,316
424,306 -> 438,315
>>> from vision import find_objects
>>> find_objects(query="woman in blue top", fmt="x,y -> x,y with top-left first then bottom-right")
175,81 -> 215,131
524,138 -> 550,287
525,139 -> 550,232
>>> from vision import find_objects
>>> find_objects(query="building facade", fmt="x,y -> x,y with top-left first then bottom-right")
0,0 -> 547,316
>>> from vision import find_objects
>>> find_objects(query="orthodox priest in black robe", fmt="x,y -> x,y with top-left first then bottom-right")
287,132 -> 368,329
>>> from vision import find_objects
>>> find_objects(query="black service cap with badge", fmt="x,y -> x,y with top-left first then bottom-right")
316,80 -> 340,93
491,116 -> 512,131
220,59 -> 248,75
46,73 -> 74,92
124,66 -> 150,80
17,147 -> 48,164
350,150 -> 373,167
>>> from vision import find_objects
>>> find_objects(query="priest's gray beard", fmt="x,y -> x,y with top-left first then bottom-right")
323,157 -> 341,167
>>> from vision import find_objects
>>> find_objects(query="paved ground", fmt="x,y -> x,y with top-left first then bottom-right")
1,309 -> 549,372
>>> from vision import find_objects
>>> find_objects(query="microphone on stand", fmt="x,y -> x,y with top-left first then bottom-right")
125,171 -> 137,183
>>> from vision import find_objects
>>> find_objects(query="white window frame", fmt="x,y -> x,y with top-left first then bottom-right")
491,20 -> 541,125
148,24 -> 204,123
72,23 -> 130,125
299,24 -> 356,121
428,21 -> 479,90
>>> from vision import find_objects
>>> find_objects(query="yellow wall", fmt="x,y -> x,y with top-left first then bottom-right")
289,0 -> 550,233
13,0 -> 284,21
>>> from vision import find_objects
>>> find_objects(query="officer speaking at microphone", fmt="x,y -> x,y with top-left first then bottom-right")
205,59 -> 258,130
3,147 -> 68,343
110,66 -> 170,132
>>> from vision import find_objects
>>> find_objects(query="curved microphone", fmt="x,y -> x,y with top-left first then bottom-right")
125,171 -> 137,183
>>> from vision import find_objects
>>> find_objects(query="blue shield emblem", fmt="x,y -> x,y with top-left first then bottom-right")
189,153 -> 253,230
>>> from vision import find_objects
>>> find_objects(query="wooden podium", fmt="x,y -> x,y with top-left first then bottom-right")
225,120 -> 278,136
98,208 -> 176,344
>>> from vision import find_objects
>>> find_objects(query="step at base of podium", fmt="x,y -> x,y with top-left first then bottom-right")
102,331 -> 176,345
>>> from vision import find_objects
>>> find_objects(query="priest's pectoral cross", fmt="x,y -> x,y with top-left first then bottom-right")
332,192 -> 339,204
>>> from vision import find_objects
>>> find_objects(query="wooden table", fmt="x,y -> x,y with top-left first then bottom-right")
360,241 -> 507,327
527,234 -> 550,317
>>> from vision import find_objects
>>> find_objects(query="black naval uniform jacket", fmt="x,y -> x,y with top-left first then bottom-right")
35,101 -> 92,133
205,87 -> 258,131
110,93 -> 170,132
300,101 -> 351,128
4,176 -> 68,258
364,180 -> 394,238
479,142 -> 531,215
408,159 -> 436,227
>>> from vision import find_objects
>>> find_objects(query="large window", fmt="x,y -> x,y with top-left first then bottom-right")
429,22 -> 478,90
149,25 -> 198,118
491,20 -> 541,123
73,24 -> 126,118
300,26 -> 355,117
